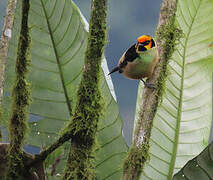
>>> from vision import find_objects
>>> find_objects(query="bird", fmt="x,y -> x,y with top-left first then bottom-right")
108,35 -> 159,89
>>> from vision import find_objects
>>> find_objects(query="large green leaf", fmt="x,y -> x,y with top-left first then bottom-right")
134,0 -> 213,179
173,141 -> 213,180
2,0 -> 127,179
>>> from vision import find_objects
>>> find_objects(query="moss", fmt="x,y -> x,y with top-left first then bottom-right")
155,17 -> 182,104
122,1 -> 183,179
62,0 -> 107,179
6,0 -> 31,179
63,142 -> 96,180
123,144 -> 150,180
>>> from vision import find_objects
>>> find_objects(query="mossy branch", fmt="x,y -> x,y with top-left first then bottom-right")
0,143 -> 45,180
5,0 -> 31,179
26,132 -> 71,168
62,0 -> 107,179
25,0 -> 108,172
122,0 -> 181,179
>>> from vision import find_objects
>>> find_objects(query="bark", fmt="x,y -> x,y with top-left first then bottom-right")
122,0 -> 179,179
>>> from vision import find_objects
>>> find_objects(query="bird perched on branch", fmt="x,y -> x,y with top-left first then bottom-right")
109,35 -> 159,88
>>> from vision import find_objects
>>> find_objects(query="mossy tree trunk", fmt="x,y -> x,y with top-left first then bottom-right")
122,0 -> 181,179
62,0 -> 107,179
5,0 -> 31,179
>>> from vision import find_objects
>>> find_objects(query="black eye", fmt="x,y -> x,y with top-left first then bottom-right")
143,40 -> 150,46
138,45 -> 147,51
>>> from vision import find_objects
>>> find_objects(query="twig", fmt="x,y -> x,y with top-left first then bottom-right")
27,132 -> 72,167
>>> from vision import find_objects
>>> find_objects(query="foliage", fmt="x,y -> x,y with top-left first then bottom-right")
1,0 -> 127,179
0,0 -> 213,179
173,141 -> 213,179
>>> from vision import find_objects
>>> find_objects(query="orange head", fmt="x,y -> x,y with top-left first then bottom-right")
136,35 -> 155,52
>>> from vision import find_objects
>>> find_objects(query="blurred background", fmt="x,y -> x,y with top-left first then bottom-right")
73,0 -> 162,145
0,0 -> 163,145
1,0 -> 212,147
0,1 -> 7,34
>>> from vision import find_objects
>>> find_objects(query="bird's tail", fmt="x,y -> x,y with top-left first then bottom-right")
108,66 -> 120,75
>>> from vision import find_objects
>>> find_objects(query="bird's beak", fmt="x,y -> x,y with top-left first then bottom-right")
108,66 -> 120,75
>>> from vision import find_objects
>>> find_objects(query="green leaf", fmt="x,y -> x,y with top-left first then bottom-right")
173,141 -> 213,180
2,0 -> 127,179
135,0 -> 213,179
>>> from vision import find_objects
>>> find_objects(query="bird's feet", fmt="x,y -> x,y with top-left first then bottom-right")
140,79 -> 155,89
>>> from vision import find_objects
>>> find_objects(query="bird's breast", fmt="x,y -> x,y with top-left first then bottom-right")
121,48 -> 158,80
122,61 -> 151,79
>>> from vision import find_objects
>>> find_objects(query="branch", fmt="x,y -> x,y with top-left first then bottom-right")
122,0 -> 180,179
0,143 -> 45,180
26,132 -> 71,167
62,0 -> 107,179
26,0 -> 108,171
6,0 -> 31,179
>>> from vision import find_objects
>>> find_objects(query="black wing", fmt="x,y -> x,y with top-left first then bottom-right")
118,44 -> 139,72
124,44 -> 139,62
